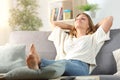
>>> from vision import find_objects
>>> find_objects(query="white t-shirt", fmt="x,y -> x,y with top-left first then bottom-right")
48,26 -> 110,72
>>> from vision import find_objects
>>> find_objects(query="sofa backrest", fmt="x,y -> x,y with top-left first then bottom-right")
91,29 -> 120,75
8,31 -> 56,60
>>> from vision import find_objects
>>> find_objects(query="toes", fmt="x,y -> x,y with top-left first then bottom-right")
30,44 -> 36,54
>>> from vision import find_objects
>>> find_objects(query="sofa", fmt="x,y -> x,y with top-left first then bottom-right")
0,29 -> 120,80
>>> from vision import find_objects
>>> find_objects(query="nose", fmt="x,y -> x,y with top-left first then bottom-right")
75,19 -> 80,21
75,19 -> 82,23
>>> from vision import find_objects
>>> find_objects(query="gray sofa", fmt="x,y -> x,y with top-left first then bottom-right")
1,29 -> 120,80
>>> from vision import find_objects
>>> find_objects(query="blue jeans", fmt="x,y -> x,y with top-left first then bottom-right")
39,59 -> 89,76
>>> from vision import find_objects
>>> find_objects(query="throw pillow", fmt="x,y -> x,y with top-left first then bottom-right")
0,44 -> 26,73
113,49 -> 120,75
5,61 -> 66,80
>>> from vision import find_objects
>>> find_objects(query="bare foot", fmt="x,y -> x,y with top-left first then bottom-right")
26,44 -> 40,69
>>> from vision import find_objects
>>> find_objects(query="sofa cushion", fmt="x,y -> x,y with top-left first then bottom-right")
113,49 -> 120,75
0,44 -> 26,73
5,61 -> 66,80
91,29 -> 120,75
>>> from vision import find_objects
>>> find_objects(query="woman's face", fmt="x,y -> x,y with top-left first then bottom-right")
74,14 -> 89,30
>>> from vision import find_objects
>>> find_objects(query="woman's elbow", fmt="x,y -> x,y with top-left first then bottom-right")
108,16 -> 113,23
102,16 -> 113,33
106,16 -> 113,28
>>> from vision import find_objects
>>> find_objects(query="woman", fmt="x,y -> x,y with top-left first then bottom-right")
26,13 -> 113,76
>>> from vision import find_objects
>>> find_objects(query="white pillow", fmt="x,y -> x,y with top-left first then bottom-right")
0,44 -> 26,73
113,49 -> 120,75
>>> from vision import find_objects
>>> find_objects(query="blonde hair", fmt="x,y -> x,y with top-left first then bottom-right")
69,13 -> 99,37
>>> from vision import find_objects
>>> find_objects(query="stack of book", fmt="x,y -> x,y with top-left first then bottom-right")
50,7 -> 63,21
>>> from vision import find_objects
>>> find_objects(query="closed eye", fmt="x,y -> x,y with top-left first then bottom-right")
81,18 -> 85,20
75,17 -> 86,21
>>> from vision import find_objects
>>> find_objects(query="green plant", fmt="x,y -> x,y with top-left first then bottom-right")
9,0 -> 42,31
76,3 -> 99,12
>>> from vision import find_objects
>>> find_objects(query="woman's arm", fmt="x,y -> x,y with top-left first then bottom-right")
51,21 -> 74,30
95,16 -> 113,33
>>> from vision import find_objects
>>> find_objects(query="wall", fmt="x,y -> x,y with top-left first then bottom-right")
88,0 -> 120,29
0,0 -> 120,45
0,0 -> 51,45
39,0 -> 120,30
38,0 -> 52,31
0,0 -> 12,45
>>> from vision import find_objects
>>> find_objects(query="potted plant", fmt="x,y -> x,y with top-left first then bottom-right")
9,0 -> 42,31
76,3 -> 99,18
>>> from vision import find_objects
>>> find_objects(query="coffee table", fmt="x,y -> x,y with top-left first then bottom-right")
50,75 -> 100,80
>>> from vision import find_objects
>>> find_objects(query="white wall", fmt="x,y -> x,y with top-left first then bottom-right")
0,0 -> 12,45
88,0 -> 120,29
38,0 -> 52,31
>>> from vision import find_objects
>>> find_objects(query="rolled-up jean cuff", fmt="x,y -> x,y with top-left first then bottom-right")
39,58 -> 55,68
40,59 -> 46,67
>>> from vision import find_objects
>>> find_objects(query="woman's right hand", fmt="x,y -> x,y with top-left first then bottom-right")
50,20 -> 57,27
50,20 -> 74,30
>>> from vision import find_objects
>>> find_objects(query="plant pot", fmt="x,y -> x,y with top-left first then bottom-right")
84,11 -> 96,18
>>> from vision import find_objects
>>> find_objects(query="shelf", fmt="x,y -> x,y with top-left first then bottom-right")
48,0 -> 87,25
